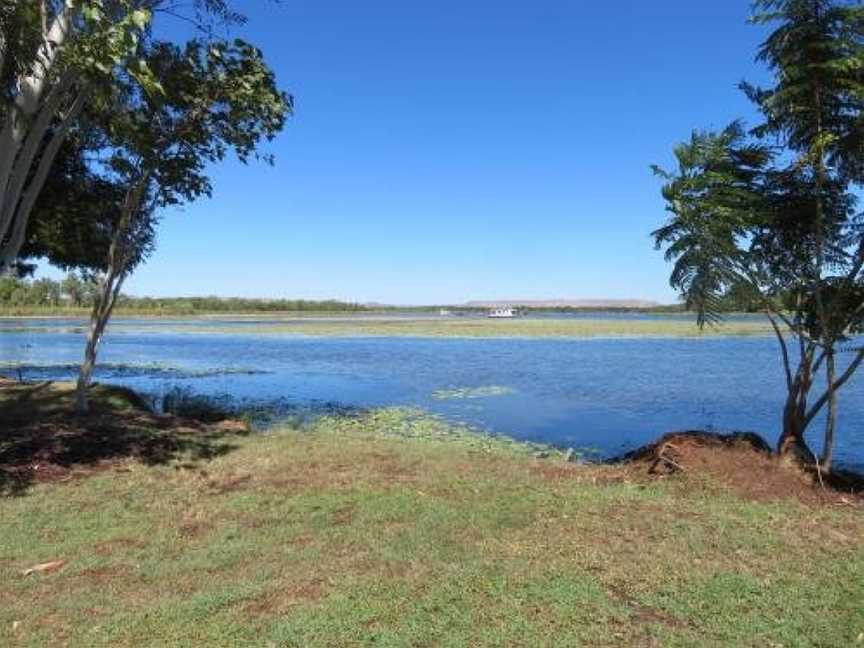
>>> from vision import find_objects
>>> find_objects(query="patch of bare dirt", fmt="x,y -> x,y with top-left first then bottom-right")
243,577 -> 326,616
616,431 -> 864,506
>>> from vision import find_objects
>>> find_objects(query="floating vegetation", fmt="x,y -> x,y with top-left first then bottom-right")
163,316 -> 774,339
0,362 -> 269,381
0,314 -> 776,338
313,407 -> 564,458
432,385 -> 516,400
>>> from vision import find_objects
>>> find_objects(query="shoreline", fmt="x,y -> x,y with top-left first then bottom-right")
2,380 -> 862,646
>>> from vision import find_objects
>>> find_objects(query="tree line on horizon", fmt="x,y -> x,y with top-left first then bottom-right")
654,0 -> 864,470
0,275 -> 365,314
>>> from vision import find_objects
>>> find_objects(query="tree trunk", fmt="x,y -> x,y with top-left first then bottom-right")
820,349 -> 837,471
778,393 -> 813,462
777,347 -> 816,464
0,4 -> 78,267
74,172 -> 150,413
75,317 -> 101,414
0,90 -> 86,268
75,270 -> 125,414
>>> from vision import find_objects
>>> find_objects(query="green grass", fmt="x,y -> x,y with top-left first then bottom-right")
1,407 -> 861,647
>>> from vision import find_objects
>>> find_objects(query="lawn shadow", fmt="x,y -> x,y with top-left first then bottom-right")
0,379 -> 245,496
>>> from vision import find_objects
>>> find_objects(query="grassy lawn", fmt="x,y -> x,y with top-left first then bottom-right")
1,388 -> 862,647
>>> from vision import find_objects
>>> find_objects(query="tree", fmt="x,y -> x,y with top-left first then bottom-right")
744,0 -> 864,469
653,0 -> 864,468
73,37 -> 290,412
0,2 -> 150,271
61,273 -> 87,306
0,1 -> 248,272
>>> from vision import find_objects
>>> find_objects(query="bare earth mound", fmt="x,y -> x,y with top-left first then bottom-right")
616,430 -> 864,505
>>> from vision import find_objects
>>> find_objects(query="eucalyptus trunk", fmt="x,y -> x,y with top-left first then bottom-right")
0,3 -> 78,268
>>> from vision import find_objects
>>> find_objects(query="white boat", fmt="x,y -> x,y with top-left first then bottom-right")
487,306 -> 518,319
439,308 -> 452,316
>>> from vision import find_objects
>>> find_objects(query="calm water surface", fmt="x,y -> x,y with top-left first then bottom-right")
2,316 -> 862,470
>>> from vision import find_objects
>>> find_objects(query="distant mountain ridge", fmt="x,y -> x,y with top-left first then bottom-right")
464,299 -> 661,309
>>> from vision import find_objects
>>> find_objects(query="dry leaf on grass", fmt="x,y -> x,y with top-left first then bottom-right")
22,560 -> 66,577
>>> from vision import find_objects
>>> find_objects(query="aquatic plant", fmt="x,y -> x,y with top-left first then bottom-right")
431,385 -> 516,400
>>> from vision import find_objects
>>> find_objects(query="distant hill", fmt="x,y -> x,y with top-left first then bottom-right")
464,299 -> 662,309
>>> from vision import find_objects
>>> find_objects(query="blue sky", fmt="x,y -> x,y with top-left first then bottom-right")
85,1 -> 770,304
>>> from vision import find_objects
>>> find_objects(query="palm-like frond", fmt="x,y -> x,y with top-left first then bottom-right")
652,124 -> 771,326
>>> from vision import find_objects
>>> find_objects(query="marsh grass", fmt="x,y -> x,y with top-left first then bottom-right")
1,314 -> 774,338
172,317 -> 774,338
1,402 -> 862,647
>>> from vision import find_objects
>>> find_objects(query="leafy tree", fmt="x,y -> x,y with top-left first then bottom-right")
61,273 -> 88,307
654,0 -> 864,468
73,36 -> 291,412
0,1 -> 249,271
20,136 -> 129,274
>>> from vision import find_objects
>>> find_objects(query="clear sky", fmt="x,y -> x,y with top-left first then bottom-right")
89,1 -> 771,305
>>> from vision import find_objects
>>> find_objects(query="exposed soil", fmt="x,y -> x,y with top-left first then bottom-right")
0,379 -> 249,495
615,430 -> 864,506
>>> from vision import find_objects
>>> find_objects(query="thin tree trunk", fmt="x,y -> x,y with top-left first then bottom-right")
821,348 -> 837,470
0,30 -> 7,82
75,269 -> 125,414
779,391 -> 811,460
806,348 -> 864,427
75,172 -> 150,413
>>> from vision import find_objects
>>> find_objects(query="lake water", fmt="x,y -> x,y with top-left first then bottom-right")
2,316 -> 862,471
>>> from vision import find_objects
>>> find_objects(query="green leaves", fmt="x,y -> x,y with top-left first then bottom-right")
129,9 -> 152,31
652,124 -> 775,325
748,0 -> 864,179
127,58 -> 163,98
656,1 -> 864,330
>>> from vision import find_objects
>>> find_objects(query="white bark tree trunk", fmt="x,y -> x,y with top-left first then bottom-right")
0,3 -> 78,268
0,71 -> 76,224
0,89 -> 86,268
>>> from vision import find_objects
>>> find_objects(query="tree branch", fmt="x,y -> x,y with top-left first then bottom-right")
766,311 -> 793,389
805,348 -> 864,427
